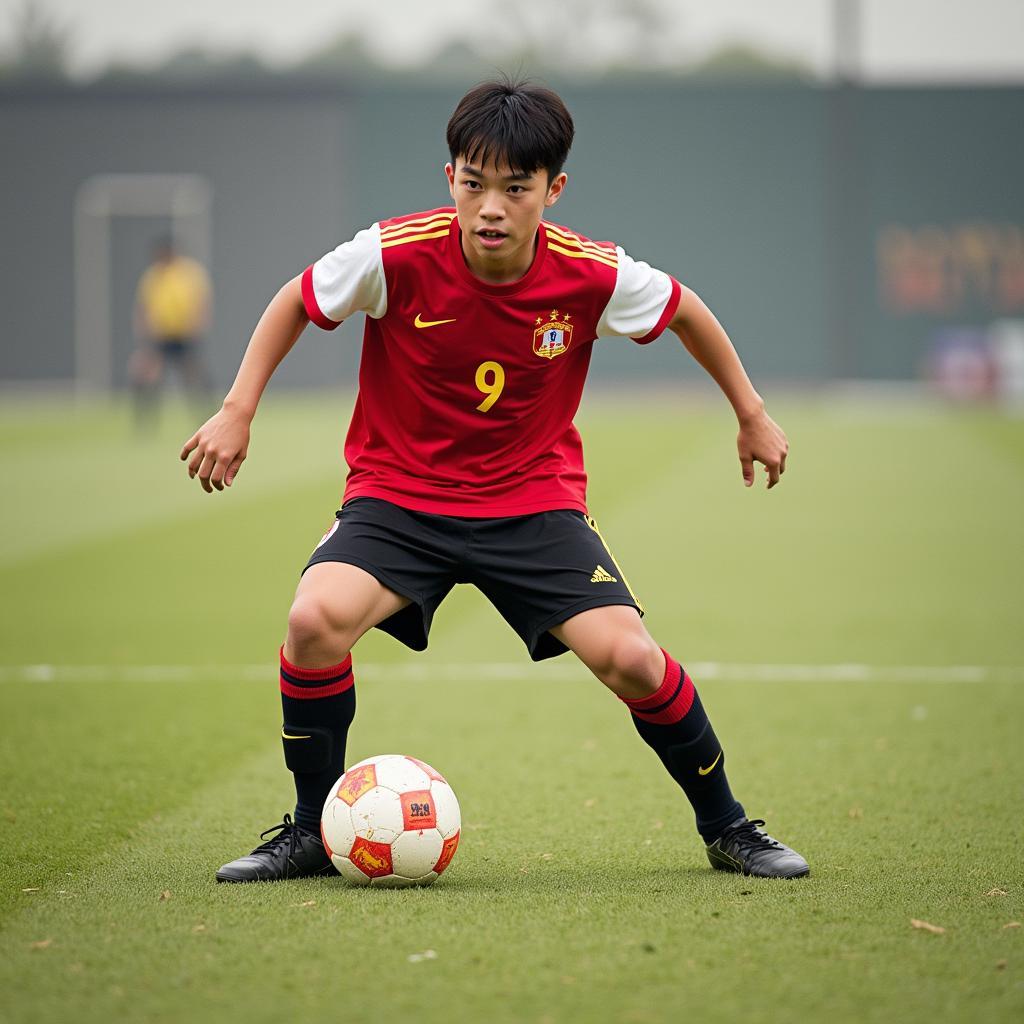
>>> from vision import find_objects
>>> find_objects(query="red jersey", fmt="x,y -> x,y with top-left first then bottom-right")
301,208 -> 680,517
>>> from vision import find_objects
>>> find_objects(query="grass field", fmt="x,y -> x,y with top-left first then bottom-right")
1,392 -> 1022,1024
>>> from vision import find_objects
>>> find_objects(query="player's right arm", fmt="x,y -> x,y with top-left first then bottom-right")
181,223 -> 386,492
180,275 -> 307,493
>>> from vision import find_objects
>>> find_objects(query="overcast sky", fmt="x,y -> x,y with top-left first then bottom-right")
2,0 -> 1023,80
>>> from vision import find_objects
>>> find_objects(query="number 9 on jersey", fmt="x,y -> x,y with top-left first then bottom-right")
475,360 -> 505,412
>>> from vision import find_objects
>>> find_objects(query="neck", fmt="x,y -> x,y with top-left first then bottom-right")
459,230 -> 538,285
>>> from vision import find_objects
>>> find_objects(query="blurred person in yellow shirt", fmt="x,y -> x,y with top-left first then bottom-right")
131,236 -> 213,430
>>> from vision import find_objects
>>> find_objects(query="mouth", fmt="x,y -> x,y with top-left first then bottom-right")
476,228 -> 508,249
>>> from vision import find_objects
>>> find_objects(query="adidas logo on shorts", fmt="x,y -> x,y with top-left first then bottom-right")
590,564 -> 617,583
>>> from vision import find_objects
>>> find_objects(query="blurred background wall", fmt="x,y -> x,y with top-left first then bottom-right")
1,0 -> 1022,392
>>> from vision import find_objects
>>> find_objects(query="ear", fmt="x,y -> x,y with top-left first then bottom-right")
544,172 -> 568,208
445,162 -> 456,200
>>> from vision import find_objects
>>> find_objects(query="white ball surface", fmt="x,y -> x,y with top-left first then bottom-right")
321,754 -> 461,888
350,786 -> 404,844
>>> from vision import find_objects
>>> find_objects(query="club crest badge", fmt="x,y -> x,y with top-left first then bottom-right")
533,309 -> 574,359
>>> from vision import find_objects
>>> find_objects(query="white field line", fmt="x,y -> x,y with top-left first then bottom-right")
0,662 -> 1021,685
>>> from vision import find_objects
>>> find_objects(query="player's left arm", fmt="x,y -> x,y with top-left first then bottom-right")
668,286 -> 788,489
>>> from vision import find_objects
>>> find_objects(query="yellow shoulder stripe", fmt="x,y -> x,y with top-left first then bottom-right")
380,227 -> 452,250
545,223 -> 608,248
381,210 -> 455,230
545,225 -> 616,259
380,213 -> 455,239
547,242 -> 618,269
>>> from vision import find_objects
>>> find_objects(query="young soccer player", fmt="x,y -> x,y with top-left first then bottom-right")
182,78 -> 808,882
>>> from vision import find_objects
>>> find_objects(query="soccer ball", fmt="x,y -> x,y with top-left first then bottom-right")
321,754 -> 461,887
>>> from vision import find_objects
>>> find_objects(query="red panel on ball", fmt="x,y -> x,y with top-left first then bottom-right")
336,764 -> 377,806
320,822 -> 334,858
400,790 -> 437,830
349,836 -> 393,878
405,755 -> 446,782
433,831 -> 460,875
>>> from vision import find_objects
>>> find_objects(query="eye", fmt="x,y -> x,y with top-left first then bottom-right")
508,185 -> 526,194
462,179 -> 481,190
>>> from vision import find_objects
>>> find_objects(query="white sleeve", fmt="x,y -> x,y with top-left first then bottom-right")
301,224 -> 387,330
596,247 -> 679,343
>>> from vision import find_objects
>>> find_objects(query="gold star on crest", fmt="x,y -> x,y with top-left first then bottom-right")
535,316 -> 543,325
564,313 -> 572,322
550,309 -> 559,320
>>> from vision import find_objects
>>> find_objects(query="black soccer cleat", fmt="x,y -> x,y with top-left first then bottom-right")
215,814 -> 337,883
705,817 -> 810,879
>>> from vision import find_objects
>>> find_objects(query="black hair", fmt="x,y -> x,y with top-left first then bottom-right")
446,76 -> 574,181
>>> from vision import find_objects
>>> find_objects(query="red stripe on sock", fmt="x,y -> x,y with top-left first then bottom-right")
622,650 -> 679,710
279,646 -> 352,681
621,649 -> 695,725
632,673 -> 693,724
279,647 -> 353,699
279,676 -> 352,700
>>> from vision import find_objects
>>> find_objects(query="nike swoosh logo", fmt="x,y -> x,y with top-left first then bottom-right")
414,314 -> 456,328
698,751 -> 723,775
281,731 -> 311,740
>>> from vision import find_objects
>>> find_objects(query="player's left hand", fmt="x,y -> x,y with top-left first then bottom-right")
737,409 -> 788,489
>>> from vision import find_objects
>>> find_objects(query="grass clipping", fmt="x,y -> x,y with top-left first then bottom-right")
910,919 -> 946,935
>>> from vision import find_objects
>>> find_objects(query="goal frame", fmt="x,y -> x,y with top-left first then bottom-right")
73,173 -> 212,393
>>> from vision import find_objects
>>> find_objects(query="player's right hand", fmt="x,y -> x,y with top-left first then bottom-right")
180,407 -> 251,493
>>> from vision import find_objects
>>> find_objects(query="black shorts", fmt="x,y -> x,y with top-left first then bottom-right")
155,337 -> 197,360
303,497 -> 644,661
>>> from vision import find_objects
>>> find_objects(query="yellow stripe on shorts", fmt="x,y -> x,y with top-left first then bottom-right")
584,515 -> 645,615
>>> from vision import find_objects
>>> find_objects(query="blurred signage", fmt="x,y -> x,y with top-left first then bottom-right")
877,223 -> 1024,316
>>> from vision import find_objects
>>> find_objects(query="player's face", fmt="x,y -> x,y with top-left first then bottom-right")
446,157 -> 566,281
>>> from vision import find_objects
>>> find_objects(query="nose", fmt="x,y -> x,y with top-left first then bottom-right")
479,191 -> 505,222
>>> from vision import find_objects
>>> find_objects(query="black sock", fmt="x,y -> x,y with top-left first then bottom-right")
279,646 -> 355,834
621,650 -> 744,843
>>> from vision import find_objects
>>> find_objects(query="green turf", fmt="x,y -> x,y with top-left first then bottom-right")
1,394 -> 1022,1024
